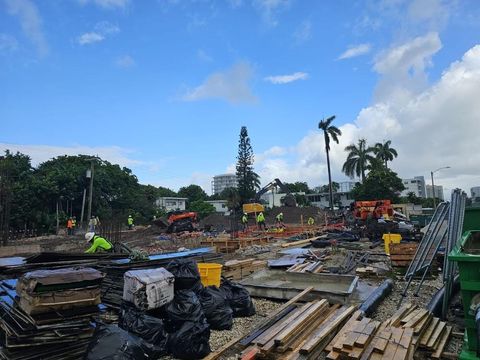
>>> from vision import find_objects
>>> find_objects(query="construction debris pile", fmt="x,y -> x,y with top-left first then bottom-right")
0,267 -> 104,360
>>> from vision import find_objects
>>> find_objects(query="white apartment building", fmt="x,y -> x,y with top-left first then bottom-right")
426,185 -> 444,200
155,197 -> 187,212
212,174 -> 238,195
401,176 -> 426,198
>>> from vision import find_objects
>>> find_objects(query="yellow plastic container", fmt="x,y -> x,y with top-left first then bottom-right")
197,263 -> 223,287
383,233 -> 402,255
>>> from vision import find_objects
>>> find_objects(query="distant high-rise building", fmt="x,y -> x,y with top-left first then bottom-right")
426,184 -> 444,200
401,176 -> 426,198
471,186 -> 480,203
212,174 -> 238,195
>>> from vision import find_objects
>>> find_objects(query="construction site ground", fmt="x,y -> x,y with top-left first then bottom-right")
0,209 -> 465,359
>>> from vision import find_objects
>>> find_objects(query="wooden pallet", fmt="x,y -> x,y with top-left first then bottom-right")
223,259 -> 267,280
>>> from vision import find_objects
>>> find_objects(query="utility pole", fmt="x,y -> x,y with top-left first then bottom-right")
430,166 -> 451,209
80,188 -> 86,228
87,159 -> 95,222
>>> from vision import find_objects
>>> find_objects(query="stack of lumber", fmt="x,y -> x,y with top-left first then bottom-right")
389,243 -> 418,267
223,259 -> 267,280
200,236 -> 270,253
325,303 -> 452,360
236,288 -> 356,360
287,261 -> 324,273
355,266 -> 380,277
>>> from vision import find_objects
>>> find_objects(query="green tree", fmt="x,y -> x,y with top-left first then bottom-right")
350,164 -> 405,202
318,115 -> 342,209
373,140 -> 398,168
236,126 -> 260,204
188,200 -> 215,219
342,139 -> 375,182
178,184 -> 207,204
284,182 -> 311,194
317,182 -> 339,193
157,186 -> 177,197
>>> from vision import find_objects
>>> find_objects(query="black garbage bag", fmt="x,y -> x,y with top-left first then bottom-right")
165,289 -> 205,332
167,320 -> 211,360
85,324 -> 148,360
119,302 -> 168,358
220,279 -> 256,317
166,259 -> 203,292
198,286 -> 233,330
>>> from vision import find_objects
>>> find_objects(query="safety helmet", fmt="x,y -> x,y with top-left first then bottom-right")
85,232 -> 95,242
128,215 -> 132,217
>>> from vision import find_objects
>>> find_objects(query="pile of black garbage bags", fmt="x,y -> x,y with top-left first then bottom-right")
85,259 -> 256,360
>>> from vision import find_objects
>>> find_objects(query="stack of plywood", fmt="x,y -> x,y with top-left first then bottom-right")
223,259 -> 267,280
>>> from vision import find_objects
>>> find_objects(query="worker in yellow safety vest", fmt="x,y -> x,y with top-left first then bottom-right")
307,216 -> 315,226
275,212 -> 285,228
257,212 -> 266,231
127,215 -> 134,230
85,232 -> 113,253
241,213 -> 249,232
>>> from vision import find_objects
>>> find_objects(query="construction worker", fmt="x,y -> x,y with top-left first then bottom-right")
66,218 -> 73,235
257,212 -> 266,231
275,212 -> 285,228
127,215 -> 134,230
85,232 -> 113,253
307,216 -> 315,226
241,213 -> 249,232
71,216 -> 76,234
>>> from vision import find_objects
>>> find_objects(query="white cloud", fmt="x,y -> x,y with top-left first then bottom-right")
293,20 -> 312,43
77,21 -> 119,45
0,33 -> 18,53
182,62 -> 256,104
4,0 -> 48,57
78,32 -> 105,45
78,0 -> 129,9
264,72 -> 308,84
115,54 -> 135,68
252,41 -> 480,194
337,43 -> 371,60
253,0 -> 289,26
0,143 -> 143,168
373,32 -> 442,103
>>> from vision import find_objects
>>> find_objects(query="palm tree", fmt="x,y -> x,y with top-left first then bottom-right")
373,140 -> 398,168
318,115 -> 342,210
342,139 -> 375,182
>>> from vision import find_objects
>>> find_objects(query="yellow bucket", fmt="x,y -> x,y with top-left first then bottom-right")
197,263 -> 223,287
383,233 -> 402,255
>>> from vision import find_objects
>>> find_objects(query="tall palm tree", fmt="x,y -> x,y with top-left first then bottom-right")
318,115 -> 342,210
373,140 -> 398,168
342,139 -> 375,182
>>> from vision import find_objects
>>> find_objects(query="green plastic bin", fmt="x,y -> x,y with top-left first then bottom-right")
464,207 -> 480,232
449,230 -> 480,353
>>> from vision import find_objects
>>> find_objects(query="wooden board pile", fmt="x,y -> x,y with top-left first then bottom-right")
325,303 -> 452,360
200,236 -> 270,253
286,261 -> 324,273
355,266 -> 380,277
238,291 -> 356,360
389,243 -> 418,268
223,259 -> 267,280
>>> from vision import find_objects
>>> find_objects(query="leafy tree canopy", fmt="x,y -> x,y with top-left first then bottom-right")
188,200 -> 215,219
236,126 -> 260,204
178,184 -> 208,203
284,181 -> 311,194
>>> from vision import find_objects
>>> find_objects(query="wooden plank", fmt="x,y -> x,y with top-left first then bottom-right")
342,318 -> 370,350
360,323 -> 388,360
372,327 -> 392,354
400,309 -> 421,325
413,313 -> 432,335
394,327 -> 414,360
419,317 -> 439,347
431,325 -> 452,359
388,303 -> 415,327
300,305 -> 357,354
355,320 -> 380,348
240,346 -> 260,360
274,300 -> 328,346
281,237 -> 318,248
382,327 -> 404,360
255,303 -> 312,346
325,310 -> 363,353
426,321 -> 446,349
403,309 -> 429,329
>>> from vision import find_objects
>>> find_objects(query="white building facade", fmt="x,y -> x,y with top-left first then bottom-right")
471,186 -> 480,202
212,174 -> 238,195
306,192 -> 353,209
426,185 -> 444,200
401,176 -> 426,198
155,197 -> 187,212
206,200 -> 230,214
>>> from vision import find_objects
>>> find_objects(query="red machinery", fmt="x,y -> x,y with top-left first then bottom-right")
353,200 -> 394,221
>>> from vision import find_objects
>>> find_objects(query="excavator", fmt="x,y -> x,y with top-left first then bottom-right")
243,178 -> 297,214
153,211 -> 198,233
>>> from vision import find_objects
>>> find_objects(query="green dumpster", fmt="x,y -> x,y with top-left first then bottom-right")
449,230 -> 480,359
464,207 -> 480,232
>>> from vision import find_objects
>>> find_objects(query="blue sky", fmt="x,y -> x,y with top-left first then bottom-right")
1,0 -> 480,195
